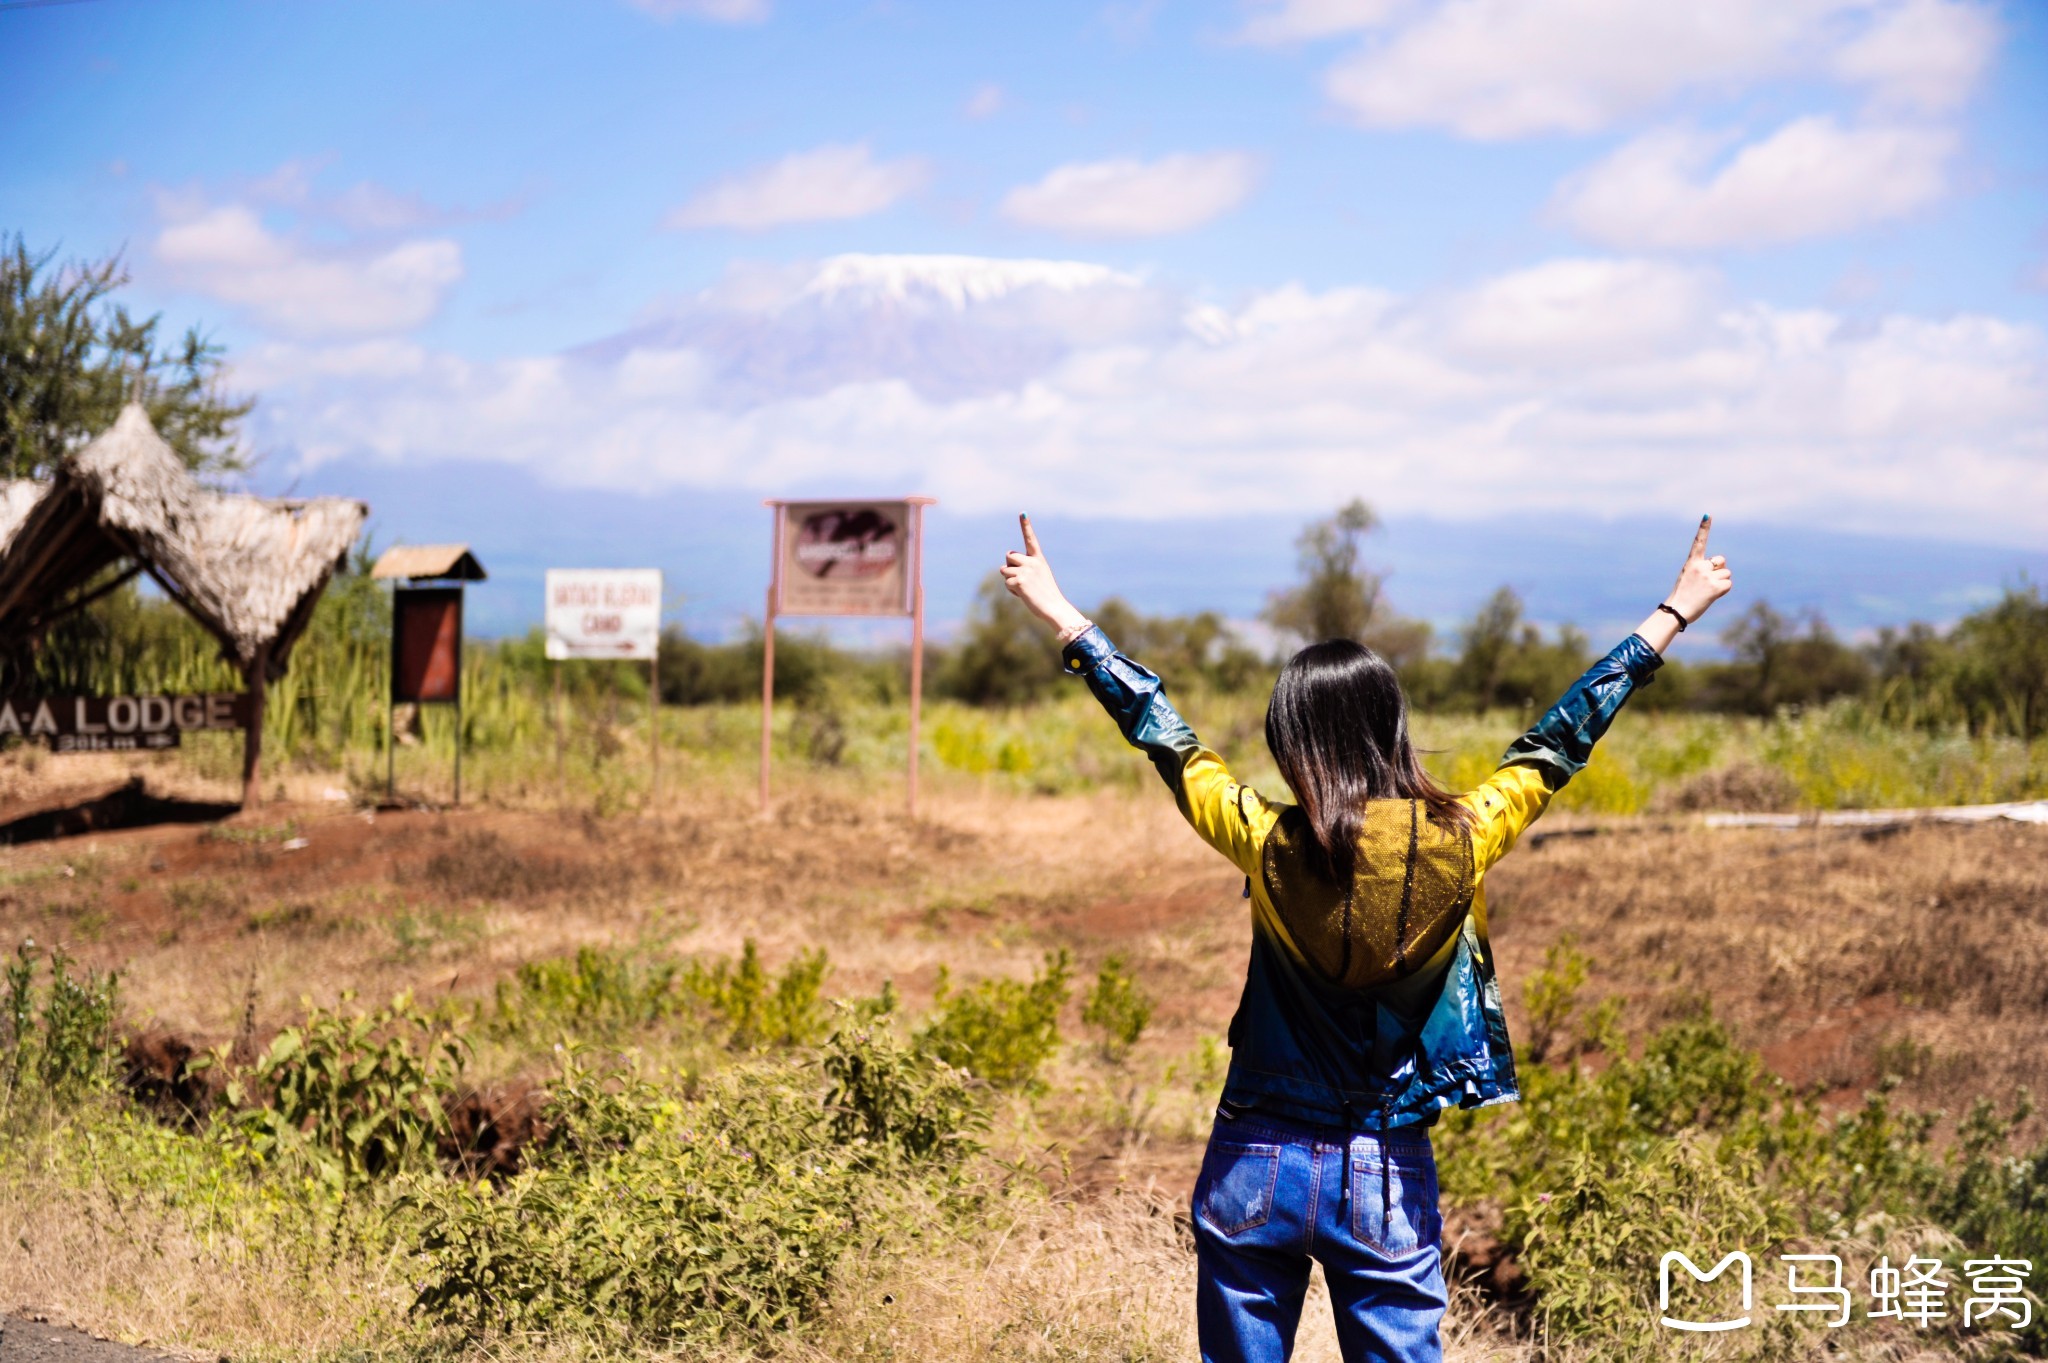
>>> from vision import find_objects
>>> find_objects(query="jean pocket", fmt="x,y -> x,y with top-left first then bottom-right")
1350,1151 -> 1441,1257
1196,1142 -> 1281,1237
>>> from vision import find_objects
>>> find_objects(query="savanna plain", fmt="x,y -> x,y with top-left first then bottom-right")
2,690 -> 2047,1363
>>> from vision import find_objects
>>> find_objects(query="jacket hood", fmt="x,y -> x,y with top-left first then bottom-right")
1260,800 -> 1475,990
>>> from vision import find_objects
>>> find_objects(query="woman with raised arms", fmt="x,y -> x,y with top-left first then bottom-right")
998,514 -> 1733,1363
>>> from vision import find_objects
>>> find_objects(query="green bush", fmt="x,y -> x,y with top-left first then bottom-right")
1517,1134 -> 1798,1361
916,949 -> 1071,1090
824,1024 -> 986,1167
2,939 -> 119,1100
408,1032 -> 984,1346
1081,953 -> 1153,1064
221,991 -> 466,1184
682,938 -> 830,1049
491,943 -> 682,1041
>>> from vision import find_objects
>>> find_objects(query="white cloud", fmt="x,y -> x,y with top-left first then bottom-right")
154,200 -> 463,338
239,253 -> 2048,544
1554,116 -> 1954,250
1834,0 -> 1998,112
664,143 -> 929,231
625,0 -> 769,23
247,158 -> 443,232
999,152 -> 1259,237
1235,0 -> 1409,45
1312,0 -> 1997,139
965,83 -> 1005,119
1441,257 -> 1716,363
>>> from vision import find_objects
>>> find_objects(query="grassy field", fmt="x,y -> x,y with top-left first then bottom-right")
1,710 -> 2046,1362
132,680 -> 2048,818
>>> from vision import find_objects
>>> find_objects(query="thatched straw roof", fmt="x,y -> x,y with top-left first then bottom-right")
0,404 -> 367,678
371,544 -> 486,581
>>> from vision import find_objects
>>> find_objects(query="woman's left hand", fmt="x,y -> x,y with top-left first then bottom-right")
1001,514 -> 1089,635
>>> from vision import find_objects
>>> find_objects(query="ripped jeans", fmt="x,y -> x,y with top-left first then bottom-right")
1192,1107 -> 1446,1363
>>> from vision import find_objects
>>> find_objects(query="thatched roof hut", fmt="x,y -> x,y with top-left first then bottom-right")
0,403 -> 367,681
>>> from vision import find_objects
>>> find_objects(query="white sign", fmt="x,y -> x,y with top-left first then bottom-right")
545,569 -> 662,660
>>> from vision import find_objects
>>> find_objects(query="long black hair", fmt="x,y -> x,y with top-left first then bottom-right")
1264,639 -> 1472,883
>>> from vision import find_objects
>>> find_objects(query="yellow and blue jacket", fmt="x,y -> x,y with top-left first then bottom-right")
1061,626 -> 1664,1130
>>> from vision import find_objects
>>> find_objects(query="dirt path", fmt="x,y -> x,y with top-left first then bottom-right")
0,1317 -> 189,1362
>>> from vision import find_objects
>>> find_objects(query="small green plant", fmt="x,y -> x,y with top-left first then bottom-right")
1,939 -> 120,1098
682,939 -> 829,1049
492,943 -> 681,1040
1522,935 -> 1590,1064
222,991 -> 466,1183
824,1025 -> 986,1168
1081,953 -> 1153,1063
916,949 -> 1071,1090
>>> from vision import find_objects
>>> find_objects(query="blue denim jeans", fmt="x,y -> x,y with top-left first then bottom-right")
1192,1108 -> 1446,1363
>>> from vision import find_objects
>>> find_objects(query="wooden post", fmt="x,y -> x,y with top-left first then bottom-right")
241,644 -> 271,810
553,663 -> 565,808
759,582 -> 777,815
906,503 -> 926,821
648,655 -> 659,813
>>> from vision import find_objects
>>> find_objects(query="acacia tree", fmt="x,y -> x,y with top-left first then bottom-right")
0,234 -> 249,479
1260,499 -> 1432,672
1262,499 -> 1383,644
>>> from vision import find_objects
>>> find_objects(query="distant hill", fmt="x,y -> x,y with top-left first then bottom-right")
277,455 -> 2048,652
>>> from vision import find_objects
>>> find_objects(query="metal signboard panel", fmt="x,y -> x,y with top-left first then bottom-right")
392,586 -> 465,705
774,502 -> 912,617
545,569 -> 663,660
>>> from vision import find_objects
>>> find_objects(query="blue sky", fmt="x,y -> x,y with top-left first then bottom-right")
5,0 -> 2046,642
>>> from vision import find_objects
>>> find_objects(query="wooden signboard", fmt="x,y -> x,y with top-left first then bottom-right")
762,498 -> 933,818
392,587 -> 464,705
0,693 -> 249,752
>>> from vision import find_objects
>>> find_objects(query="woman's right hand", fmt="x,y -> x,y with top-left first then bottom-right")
1000,514 -> 1089,636
1667,515 -> 1734,624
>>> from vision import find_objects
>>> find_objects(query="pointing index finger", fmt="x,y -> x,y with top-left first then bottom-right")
1689,514 -> 1712,560
1020,513 -> 1042,557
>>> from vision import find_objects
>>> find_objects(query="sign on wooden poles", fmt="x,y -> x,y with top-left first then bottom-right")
761,499 -> 933,818
372,544 -> 487,808
545,569 -> 662,660
544,569 -> 664,807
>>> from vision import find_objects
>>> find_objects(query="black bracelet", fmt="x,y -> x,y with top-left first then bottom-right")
1655,602 -> 1689,632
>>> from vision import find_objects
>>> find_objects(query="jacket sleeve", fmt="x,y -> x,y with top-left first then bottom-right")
1061,624 -> 1281,877
1462,632 -> 1663,873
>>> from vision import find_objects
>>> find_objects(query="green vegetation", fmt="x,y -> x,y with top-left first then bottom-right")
918,948 -> 1073,1090
0,939 -> 1013,1356
0,234 -> 250,480
9,918 -> 2048,1358
1439,943 -> 2048,1359
1082,953 -> 1154,1063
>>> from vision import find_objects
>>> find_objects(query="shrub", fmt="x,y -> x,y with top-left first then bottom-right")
406,1034 -> 983,1346
222,991 -> 466,1184
1516,1134 -> 1797,1361
823,1025 -> 986,1168
2,938 -> 120,1100
491,943 -> 681,1041
916,949 -> 1071,1090
1081,954 -> 1153,1063
682,939 -> 829,1049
